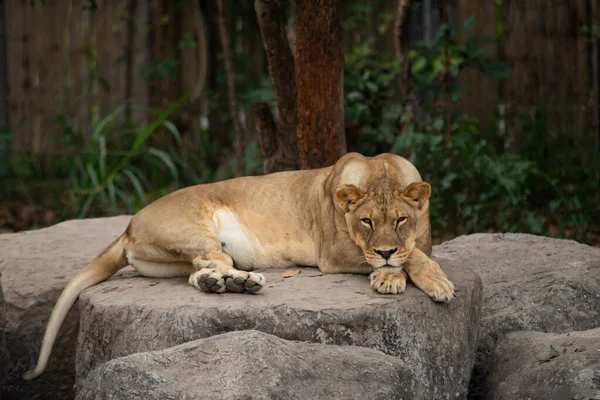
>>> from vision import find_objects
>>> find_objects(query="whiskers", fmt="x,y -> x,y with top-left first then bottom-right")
390,251 -> 409,265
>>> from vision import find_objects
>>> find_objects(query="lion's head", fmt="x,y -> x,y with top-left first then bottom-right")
335,179 -> 431,269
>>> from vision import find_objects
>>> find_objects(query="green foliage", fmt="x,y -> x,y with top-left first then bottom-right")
409,20 -> 506,105
344,38 -> 401,155
341,0 -> 394,34
68,99 -> 186,217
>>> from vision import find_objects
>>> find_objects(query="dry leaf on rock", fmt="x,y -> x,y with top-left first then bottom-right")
282,269 -> 301,278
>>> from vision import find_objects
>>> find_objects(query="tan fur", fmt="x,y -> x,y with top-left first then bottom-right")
24,152 -> 454,380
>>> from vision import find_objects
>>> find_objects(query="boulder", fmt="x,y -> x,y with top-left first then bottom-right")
77,330 -> 426,400
433,233 -> 600,397
0,272 -> 9,387
76,259 -> 482,399
482,328 -> 600,400
0,216 -> 131,400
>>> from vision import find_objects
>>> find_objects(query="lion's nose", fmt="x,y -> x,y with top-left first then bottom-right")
376,248 -> 397,259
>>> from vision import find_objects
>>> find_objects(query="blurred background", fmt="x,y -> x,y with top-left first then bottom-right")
0,0 -> 598,246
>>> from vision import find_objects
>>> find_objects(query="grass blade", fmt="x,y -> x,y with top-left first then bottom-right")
148,147 -> 179,180
162,120 -> 183,146
122,167 -> 148,207
131,95 -> 188,151
92,105 -> 125,141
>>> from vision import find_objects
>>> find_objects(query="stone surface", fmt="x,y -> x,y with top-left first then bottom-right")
482,328 -> 600,400
433,233 -> 600,397
0,216 -> 131,400
78,330 -> 427,400
0,272 -> 9,388
76,259 -> 482,399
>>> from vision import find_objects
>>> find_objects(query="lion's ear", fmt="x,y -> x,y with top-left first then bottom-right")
400,182 -> 431,210
335,184 -> 367,212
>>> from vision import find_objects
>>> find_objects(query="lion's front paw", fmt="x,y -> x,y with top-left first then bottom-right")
369,270 -> 407,294
414,269 -> 455,303
189,268 -> 265,294
429,276 -> 455,303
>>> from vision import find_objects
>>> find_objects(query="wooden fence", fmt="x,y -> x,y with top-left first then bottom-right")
4,0 -> 208,155
457,0 -> 598,154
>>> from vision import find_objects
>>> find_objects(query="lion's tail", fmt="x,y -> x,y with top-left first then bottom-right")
22,233 -> 129,380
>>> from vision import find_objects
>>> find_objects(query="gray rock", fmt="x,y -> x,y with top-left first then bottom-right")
433,233 -> 600,397
482,328 -> 600,400
77,330 -> 425,400
77,260 -> 482,399
0,216 -> 131,400
0,272 -> 9,387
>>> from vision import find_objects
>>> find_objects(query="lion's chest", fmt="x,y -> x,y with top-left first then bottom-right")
212,209 -> 317,269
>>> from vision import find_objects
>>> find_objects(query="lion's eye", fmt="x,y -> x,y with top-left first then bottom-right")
360,218 -> 372,226
396,216 -> 407,226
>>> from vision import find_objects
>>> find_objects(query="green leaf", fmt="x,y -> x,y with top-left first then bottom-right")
78,192 -> 98,219
123,168 -> 148,206
162,120 -> 183,146
98,134 -> 107,179
92,105 -> 124,141
132,95 -> 188,151
148,147 -> 179,180
107,180 -> 117,214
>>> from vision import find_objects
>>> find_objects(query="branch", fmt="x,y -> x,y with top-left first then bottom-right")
217,0 -> 245,175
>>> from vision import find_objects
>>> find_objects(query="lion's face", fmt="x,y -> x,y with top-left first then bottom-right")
335,180 -> 431,269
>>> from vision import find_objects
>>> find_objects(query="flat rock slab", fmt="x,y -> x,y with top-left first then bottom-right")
433,233 -> 600,396
78,330 -> 426,400
482,328 -> 600,400
0,216 -> 131,400
0,273 -> 9,387
77,259 -> 482,399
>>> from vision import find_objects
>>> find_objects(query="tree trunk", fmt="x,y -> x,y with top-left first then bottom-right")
0,0 -> 9,159
217,0 -> 245,175
254,0 -> 299,173
394,0 -> 411,100
295,0 -> 346,169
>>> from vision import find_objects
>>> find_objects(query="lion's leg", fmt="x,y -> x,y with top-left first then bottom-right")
129,226 -> 265,294
403,248 -> 454,302
187,249 -> 265,294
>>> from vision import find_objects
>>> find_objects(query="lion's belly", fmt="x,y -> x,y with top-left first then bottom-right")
213,208 -> 317,269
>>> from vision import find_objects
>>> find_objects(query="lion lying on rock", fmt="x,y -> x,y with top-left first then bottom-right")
24,152 -> 454,380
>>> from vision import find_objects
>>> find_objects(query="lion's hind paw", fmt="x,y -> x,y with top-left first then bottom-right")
225,270 -> 265,293
189,268 -> 265,294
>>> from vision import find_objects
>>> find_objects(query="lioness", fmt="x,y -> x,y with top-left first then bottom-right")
24,152 -> 454,380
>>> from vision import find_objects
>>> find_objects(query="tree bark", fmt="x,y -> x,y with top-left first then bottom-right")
295,0 -> 346,169
217,0 -> 245,175
394,0 -> 412,99
254,0 -> 299,173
